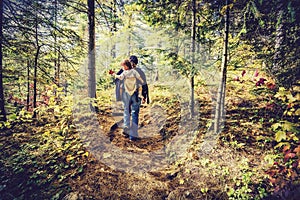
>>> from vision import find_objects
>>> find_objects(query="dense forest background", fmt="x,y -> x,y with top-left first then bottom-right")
0,0 -> 299,199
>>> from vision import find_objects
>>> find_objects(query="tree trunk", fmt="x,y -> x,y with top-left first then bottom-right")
55,47 -> 60,86
54,0 -> 60,86
128,28 -> 132,57
26,60 -> 30,111
33,46 -> 41,118
88,0 -> 96,101
33,1 -> 41,118
0,0 -> 6,121
214,0 -> 229,134
272,3 -> 284,77
111,0 -> 117,58
189,0 -> 196,117
127,12 -> 133,57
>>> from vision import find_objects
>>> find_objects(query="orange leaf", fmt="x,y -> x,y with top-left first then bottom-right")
283,145 -> 290,152
266,169 -> 277,177
293,145 -> 300,155
284,152 -> 296,162
269,177 -> 277,184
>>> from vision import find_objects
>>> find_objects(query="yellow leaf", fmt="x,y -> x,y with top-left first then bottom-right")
77,150 -> 84,155
271,123 -> 281,131
57,87 -> 63,92
66,155 -> 75,162
275,131 -> 286,142
54,107 -> 60,113
290,134 -> 299,142
83,152 -> 89,157
44,130 -> 51,135
179,179 -> 185,185
286,94 -> 297,102
274,142 -> 290,149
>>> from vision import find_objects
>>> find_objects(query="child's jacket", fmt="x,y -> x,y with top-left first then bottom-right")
116,69 -> 144,96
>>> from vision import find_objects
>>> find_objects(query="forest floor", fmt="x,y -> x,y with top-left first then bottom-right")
1,74 -> 300,200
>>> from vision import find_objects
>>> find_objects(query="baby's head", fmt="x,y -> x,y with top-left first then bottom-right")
121,59 -> 132,70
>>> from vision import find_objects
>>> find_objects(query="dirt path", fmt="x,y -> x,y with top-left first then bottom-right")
67,87 -> 297,200
66,97 -> 238,199
1,86 -> 299,199
68,103 -> 177,199
61,80 -> 300,200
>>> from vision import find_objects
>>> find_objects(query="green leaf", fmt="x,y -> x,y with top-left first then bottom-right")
4,121 -> 11,128
282,121 -> 295,132
77,166 -> 83,173
8,113 -> 17,121
275,131 -> 286,142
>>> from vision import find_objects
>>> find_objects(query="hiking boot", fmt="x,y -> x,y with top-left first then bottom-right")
123,127 -> 130,138
129,136 -> 140,141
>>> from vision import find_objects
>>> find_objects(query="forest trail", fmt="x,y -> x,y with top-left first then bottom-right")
66,93 -> 220,199
65,89 -> 271,200
1,84 -> 299,199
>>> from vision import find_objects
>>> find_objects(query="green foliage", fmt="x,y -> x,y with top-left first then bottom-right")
274,87 -> 300,118
0,128 -> 87,199
271,87 -> 299,144
263,84 -> 300,194
227,159 -> 256,200
0,85 -> 88,199
272,121 -> 298,143
1,1 -> 299,199
163,52 -> 194,78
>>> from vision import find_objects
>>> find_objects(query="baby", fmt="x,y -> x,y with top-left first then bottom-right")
112,59 -> 144,100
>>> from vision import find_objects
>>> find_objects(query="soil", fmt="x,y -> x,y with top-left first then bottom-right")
66,96 -> 225,200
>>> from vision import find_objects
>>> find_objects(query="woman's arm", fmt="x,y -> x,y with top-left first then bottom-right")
134,70 -> 144,84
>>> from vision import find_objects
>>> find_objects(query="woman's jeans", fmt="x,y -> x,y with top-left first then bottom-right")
122,91 -> 141,138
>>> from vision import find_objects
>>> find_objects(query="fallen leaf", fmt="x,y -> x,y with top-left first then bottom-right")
284,152 -> 296,162
293,145 -> 300,156
179,179 -> 185,185
103,153 -> 111,159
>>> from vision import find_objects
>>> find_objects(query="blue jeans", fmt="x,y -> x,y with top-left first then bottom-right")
122,91 -> 141,138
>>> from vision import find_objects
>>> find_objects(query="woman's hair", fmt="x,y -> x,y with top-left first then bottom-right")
121,59 -> 132,69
